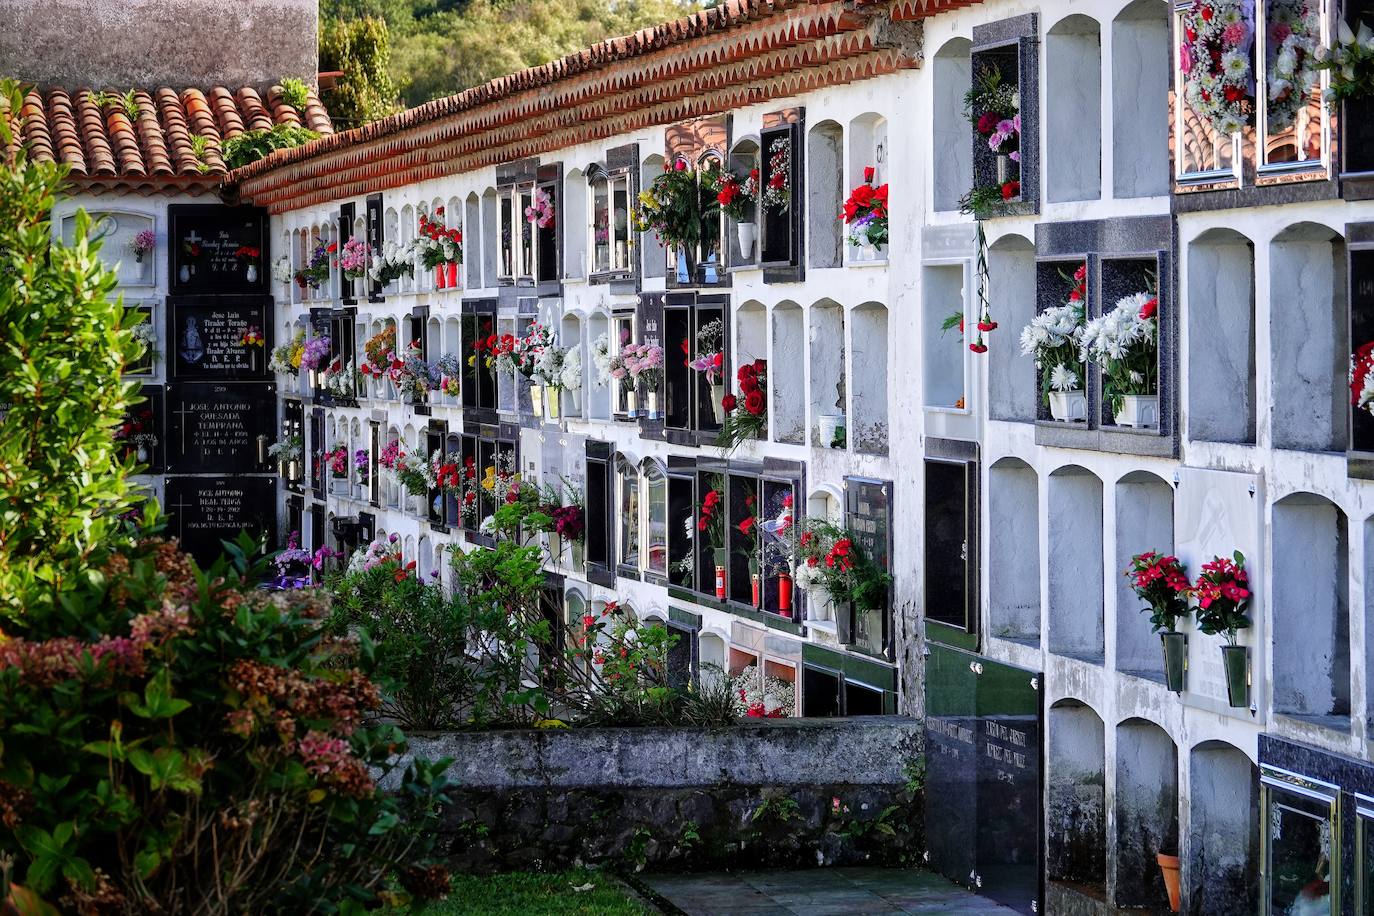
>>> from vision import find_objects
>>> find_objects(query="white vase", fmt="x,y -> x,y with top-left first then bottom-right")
567,388 -> 581,415
625,388 -> 640,418
711,382 -> 725,424
858,241 -> 876,262
646,388 -> 661,420
1114,394 -> 1159,428
736,222 -> 757,260
178,264 -> 190,283
819,412 -> 846,449
1049,389 -> 1088,422
246,264 -> 258,283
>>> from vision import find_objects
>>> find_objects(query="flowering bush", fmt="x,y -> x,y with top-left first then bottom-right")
1190,551 -> 1252,644
689,318 -> 725,385
1180,0 -> 1256,136
369,238 -> 420,285
336,236 -> 369,279
524,186 -> 555,229
1079,289 -> 1159,414
793,519 -> 890,612
1318,17 -> 1374,104
300,333 -> 332,371
761,136 -> 792,213
713,168 -> 758,222
717,359 -> 768,453
632,161 -> 717,251
0,528 -> 455,912
268,329 -> 305,374
1019,264 -> 1087,404
418,207 -> 463,266
294,240 -> 332,290
841,167 -> 889,248
1126,551 -> 1192,633
1264,0 -> 1321,129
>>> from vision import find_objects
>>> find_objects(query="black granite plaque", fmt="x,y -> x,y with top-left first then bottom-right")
164,475 -> 276,565
926,645 -> 1041,916
168,205 -> 268,295
845,477 -> 893,654
366,193 -> 385,302
168,298 -> 273,381
166,382 -> 276,474
117,384 -> 165,472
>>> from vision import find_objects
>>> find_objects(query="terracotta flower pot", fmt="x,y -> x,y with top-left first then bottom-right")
1156,853 -> 1180,912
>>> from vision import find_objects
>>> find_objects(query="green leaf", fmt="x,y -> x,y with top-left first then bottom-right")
367,810 -> 400,835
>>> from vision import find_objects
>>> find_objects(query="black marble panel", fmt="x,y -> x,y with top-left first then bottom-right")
168,297 -> 273,381
168,205 -> 268,296
166,382 -> 277,474
164,475 -> 276,566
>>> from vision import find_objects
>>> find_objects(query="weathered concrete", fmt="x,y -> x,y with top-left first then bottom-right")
2,0 -> 318,91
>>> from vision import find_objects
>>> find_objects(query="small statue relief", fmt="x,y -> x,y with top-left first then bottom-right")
181,316 -> 205,365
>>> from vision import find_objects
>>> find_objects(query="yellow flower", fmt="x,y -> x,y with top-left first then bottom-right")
481,467 -> 495,490
637,190 -> 657,210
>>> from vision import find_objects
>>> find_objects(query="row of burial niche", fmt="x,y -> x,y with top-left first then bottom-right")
163,204 -> 277,565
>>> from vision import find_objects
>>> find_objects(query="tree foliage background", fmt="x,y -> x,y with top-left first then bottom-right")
321,0 -> 697,112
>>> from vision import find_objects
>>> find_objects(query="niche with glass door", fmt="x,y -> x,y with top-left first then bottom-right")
663,294 -> 728,438
588,146 -> 639,287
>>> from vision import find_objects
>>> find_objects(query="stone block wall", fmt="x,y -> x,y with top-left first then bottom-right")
398,718 -> 926,874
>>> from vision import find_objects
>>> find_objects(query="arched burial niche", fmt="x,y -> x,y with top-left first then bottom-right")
1047,699 -> 1106,892
808,300 -> 846,448
1047,465 -> 1104,662
1188,741 -> 1259,916
933,38 -> 973,212
1270,223 -> 1347,452
1111,0 -> 1170,198
922,263 -> 966,409
480,188 -> 498,288
1114,471 -> 1174,679
988,234 -> 1037,421
1272,492 -> 1350,725
988,457 -> 1040,643
1114,718 -> 1179,909
563,168 -> 587,279
771,303 -> 805,443
464,193 -> 481,288
1187,229 -> 1255,443
726,137 -> 760,267
806,120 -> 844,268
640,154 -> 666,280
851,303 -> 889,455
1045,15 -> 1103,203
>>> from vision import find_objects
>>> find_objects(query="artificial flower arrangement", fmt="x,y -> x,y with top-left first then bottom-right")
393,340 -> 441,401
761,135 -> 792,213
524,186 -> 555,229
131,320 -> 159,365
697,483 -> 728,596
632,159 -> 718,252
621,342 -> 664,393
841,167 -> 889,250
436,353 -> 463,398
418,207 -> 463,265
268,433 -> 303,465
1179,0 -> 1256,136
322,358 -> 363,398
378,438 -> 403,472
1079,287 -> 1159,422
391,447 -> 435,498
1318,16 -> 1374,105
273,530 -> 313,577
294,240 -> 333,290
235,245 -> 261,267
558,347 -> 583,396
792,519 -> 891,613
1190,551 -> 1252,644
734,664 -> 794,718
1019,263 -> 1087,413
689,318 -> 725,386
514,322 -> 556,379
717,359 -> 768,453
113,406 -> 156,462
481,448 -> 521,510
1264,0 -> 1322,129
325,443 -> 349,478
713,168 -> 758,222
361,326 -> 397,380
300,334 -> 332,372
478,332 -> 516,374
369,239 -> 420,285
336,237 -> 368,281
131,228 -> 155,263
354,448 -> 370,485
239,325 -> 265,347
1352,341 -> 1374,417
531,344 -> 567,392
272,253 -> 293,284
456,454 -> 481,526
1127,551 -> 1193,634
960,64 -> 1022,211
345,532 -> 402,576
591,334 -> 615,384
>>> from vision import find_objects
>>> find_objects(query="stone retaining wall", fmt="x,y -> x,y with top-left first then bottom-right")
400,717 -> 926,874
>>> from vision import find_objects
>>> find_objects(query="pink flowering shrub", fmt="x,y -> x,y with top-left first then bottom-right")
0,527 -> 455,913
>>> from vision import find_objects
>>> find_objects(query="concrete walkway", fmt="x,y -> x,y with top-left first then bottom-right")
635,868 -> 1022,915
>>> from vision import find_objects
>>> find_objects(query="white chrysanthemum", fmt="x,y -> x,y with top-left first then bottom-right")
559,348 -> 583,392
1222,51 -> 1250,77
1049,364 -> 1080,392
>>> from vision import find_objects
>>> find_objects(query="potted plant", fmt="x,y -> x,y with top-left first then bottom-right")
841,167 -> 888,261
793,519 -> 891,622
1082,288 -> 1160,427
1190,551 -> 1253,708
419,207 -> 462,289
633,160 -> 719,282
713,168 -> 759,260
717,359 -> 768,454
1125,551 -> 1192,692
699,485 -> 727,599
1019,264 -> 1087,422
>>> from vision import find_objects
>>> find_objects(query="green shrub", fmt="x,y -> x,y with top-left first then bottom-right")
0,79 -> 142,623
0,528 -> 456,912
278,76 -> 310,111
222,123 -> 319,170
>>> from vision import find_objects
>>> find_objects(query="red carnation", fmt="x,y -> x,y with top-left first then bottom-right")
752,358 -> 766,373
738,517 -> 756,536
977,319 -> 998,332
1139,297 -> 1158,320
1000,180 -> 1020,200
969,342 -> 989,354
863,165 -> 875,182
744,389 -> 765,415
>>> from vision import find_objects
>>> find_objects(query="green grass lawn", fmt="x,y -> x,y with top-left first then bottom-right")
413,869 -> 649,915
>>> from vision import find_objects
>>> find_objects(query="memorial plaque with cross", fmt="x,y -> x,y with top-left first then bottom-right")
166,382 -> 276,474
164,476 -> 276,565
168,297 -> 273,381
168,205 -> 268,295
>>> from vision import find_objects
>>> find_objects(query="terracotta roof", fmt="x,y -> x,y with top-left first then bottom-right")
15,85 -> 333,195
235,0 -> 952,211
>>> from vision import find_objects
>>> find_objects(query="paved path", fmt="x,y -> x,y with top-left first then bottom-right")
635,868 -> 1022,915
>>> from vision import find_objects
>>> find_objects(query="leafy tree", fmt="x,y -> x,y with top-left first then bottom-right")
320,16 -> 403,127
0,80 -> 142,624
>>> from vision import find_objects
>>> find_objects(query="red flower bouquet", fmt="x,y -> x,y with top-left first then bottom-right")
716,359 -> 768,454
1190,551 -> 1252,644
1125,551 -> 1191,633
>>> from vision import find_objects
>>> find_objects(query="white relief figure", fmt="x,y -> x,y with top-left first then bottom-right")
181,316 -> 205,366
